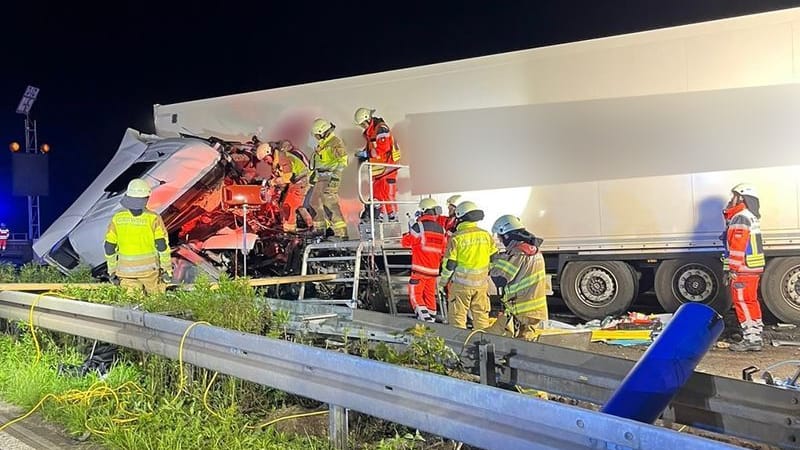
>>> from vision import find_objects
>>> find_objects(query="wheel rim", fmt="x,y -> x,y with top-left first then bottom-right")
575,266 -> 618,308
780,265 -> 800,311
673,264 -> 716,303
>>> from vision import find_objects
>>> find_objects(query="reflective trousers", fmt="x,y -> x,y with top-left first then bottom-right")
282,183 -> 313,232
309,175 -> 347,237
730,273 -> 764,343
0,239 -> 6,251
409,273 -> 438,315
120,271 -> 164,296
373,172 -> 398,216
447,282 -> 491,330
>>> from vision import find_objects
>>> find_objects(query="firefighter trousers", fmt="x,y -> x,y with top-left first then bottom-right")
447,282 -> 491,330
282,182 -> 313,232
309,175 -> 347,237
0,239 -> 6,251
730,273 -> 764,343
372,172 -> 398,216
120,271 -> 164,296
408,273 -> 438,317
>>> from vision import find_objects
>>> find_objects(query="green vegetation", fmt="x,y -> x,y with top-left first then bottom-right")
0,269 -> 469,449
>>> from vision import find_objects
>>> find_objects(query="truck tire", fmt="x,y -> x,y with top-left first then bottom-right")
654,258 -> 729,314
761,257 -> 800,324
560,261 -> 637,321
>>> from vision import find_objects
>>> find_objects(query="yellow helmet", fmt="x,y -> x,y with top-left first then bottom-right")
446,194 -> 462,207
454,201 -> 479,219
354,107 -> 374,126
492,215 -> 525,235
126,179 -> 151,198
256,143 -> 273,161
311,118 -> 334,137
418,198 -> 438,211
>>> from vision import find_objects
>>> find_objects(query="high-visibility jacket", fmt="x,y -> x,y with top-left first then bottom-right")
490,241 -> 548,320
363,117 -> 401,177
312,134 -> 348,184
273,151 -> 310,186
401,214 -> 446,277
0,227 -> 9,240
440,222 -> 497,287
723,202 -> 765,274
105,209 -> 171,278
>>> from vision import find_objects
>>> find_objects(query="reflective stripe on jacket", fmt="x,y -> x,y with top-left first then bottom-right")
274,151 -> 310,185
490,241 -> 548,320
441,222 -> 497,287
401,215 -> 446,276
105,209 -> 171,277
313,134 -> 348,175
363,117 -> 401,177
724,203 -> 765,273
0,228 -> 8,240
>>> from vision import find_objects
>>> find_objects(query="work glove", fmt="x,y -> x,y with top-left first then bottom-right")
406,213 -> 416,231
355,149 -> 369,162
329,175 -> 341,189
160,271 -> 173,284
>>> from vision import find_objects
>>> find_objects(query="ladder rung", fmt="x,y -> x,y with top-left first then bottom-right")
307,256 -> 357,262
331,278 -> 356,283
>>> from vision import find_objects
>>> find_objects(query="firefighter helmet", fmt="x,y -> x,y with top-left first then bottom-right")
446,194 -> 462,207
0,223 -> 5,228
354,107 -> 374,126
492,215 -> 525,235
126,179 -> 151,198
311,118 -> 334,137
732,183 -> 758,199
256,143 -> 273,161
454,201 -> 479,219
418,198 -> 438,211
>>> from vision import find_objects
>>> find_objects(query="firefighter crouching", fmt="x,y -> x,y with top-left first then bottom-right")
104,179 -> 172,295
401,198 -> 446,322
439,201 -> 497,330
258,141 -> 314,233
489,215 -> 549,340
308,118 -> 349,240
723,183 -> 765,352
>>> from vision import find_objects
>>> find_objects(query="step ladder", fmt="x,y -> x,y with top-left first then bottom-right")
297,240 -> 369,308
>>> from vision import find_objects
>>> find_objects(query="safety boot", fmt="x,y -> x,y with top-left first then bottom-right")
729,340 -> 763,352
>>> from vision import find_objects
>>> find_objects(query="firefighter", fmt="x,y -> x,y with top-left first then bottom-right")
401,198 -> 447,321
723,183 -> 766,352
0,223 -> 9,252
444,195 -> 461,235
308,118 -> 349,240
439,201 -> 497,329
104,179 -> 172,295
354,107 -> 401,222
260,142 -> 314,233
489,215 -> 549,340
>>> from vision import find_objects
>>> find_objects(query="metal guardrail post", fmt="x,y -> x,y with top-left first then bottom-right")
479,342 -> 497,387
329,404 -> 349,450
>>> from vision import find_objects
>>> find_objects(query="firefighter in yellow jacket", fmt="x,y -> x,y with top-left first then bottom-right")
489,215 -> 549,340
308,118 -> 349,240
104,179 -> 172,294
439,201 -> 497,329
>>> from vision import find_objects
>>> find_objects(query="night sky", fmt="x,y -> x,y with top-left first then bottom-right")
2,1 -> 799,235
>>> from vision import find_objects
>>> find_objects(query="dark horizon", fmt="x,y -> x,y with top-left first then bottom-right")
2,1 -> 799,235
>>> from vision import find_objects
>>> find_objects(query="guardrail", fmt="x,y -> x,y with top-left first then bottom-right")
0,291 -> 736,450
351,309 -> 800,450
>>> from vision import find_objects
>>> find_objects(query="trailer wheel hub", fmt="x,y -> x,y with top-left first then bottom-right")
577,268 -> 617,307
783,267 -> 800,305
676,267 -> 713,302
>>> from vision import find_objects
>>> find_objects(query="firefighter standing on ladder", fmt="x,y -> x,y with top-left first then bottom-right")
0,223 -> 9,253
354,107 -> 401,222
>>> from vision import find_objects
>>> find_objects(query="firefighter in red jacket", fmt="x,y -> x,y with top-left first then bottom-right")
444,195 -> 461,235
723,183 -> 765,352
401,198 -> 447,321
354,107 -> 401,222
0,223 -> 9,252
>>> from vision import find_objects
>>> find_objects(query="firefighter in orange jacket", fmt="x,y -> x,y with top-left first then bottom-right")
723,183 -> 765,352
401,198 -> 447,321
354,108 -> 401,222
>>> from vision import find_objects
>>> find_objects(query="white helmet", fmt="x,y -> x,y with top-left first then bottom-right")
126,179 -> 152,198
446,194 -> 462,207
454,201 -> 479,219
492,215 -> 524,235
256,143 -> 273,161
354,107 -> 374,126
418,198 -> 438,211
311,118 -> 334,137
732,183 -> 758,199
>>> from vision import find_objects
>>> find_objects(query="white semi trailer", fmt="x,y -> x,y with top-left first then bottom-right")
36,7 -> 800,322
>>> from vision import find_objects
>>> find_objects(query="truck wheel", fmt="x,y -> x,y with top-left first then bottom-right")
560,261 -> 637,321
654,259 -> 729,313
761,257 -> 800,324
